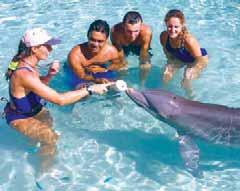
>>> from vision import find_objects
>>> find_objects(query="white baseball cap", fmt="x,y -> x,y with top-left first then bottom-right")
21,27 -> 61,47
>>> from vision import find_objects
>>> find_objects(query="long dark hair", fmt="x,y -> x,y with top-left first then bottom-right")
5,40 -> 31,80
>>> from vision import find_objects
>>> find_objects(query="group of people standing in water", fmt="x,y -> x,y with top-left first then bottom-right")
3,9 -> 208,170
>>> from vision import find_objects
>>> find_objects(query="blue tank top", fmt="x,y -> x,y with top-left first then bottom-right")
165,36 -> 207,63
10,91 -> 42,114
5,66 -> 44,123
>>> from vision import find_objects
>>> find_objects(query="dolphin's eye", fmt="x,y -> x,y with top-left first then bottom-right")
173,96 -> 177,99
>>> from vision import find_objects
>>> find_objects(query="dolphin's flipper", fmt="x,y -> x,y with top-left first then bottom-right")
179,136 -> 203,177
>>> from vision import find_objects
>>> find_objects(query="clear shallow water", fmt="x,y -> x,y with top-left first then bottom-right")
0,0 -> 240,190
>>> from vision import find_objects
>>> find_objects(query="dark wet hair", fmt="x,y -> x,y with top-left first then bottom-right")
12,40 -> 31,62
87,20 -> 110,38
5,40 -> 31,80
123,11 -> 143,24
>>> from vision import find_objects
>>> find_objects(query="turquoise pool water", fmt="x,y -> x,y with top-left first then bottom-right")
0,0 -> 240,190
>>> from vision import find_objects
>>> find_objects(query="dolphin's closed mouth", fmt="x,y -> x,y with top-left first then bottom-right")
126,89 -> 150,108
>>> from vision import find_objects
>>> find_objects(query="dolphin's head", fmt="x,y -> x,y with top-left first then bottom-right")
127,89 -> 181,118
126,88 -> 150,109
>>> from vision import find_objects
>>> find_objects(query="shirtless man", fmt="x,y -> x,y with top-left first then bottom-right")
111,11 -> 152,84
67,20 -> 123,88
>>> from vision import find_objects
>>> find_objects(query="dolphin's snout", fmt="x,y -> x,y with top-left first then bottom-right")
126,89 -> 150,108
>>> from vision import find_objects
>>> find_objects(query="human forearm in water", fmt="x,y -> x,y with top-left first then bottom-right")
107,55 -> 128,71
184,56 -> 208,80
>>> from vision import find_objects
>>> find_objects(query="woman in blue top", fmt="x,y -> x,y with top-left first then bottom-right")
160,9 -> 208,88
4,28 -> 112,167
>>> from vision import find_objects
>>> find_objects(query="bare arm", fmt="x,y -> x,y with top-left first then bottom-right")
160,31 -> 174,61
110,26 -> 122,50
110,33 -> 127,70
140,26 -> 152,64
68,46 -> 95,81
86,47 -> 126,72
184,35 -> 208,79
20,71 -> 112,106
21,71 -> 89,105
107,46 -> 127,71
186,35 -> 208,69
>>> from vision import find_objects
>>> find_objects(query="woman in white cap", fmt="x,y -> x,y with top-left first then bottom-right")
4,28 -> 112,161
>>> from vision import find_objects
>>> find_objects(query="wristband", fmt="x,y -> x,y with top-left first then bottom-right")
86,85 -> 93,95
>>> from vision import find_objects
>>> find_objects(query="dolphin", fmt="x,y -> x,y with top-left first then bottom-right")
126,89 -> 240,176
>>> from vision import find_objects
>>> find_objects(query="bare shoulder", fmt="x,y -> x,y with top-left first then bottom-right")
141,23 -> 152,36
111,22 -> 124,44
184,33 -> 199,47
68,44 -> 83,64
111,22 -> 123,34
160,31 -> 168,45
14,67 -> 35,79
103,43 -> 119,59
68,44 -> 81,57
106,43 -> 118,52
12,66 -> 38,88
